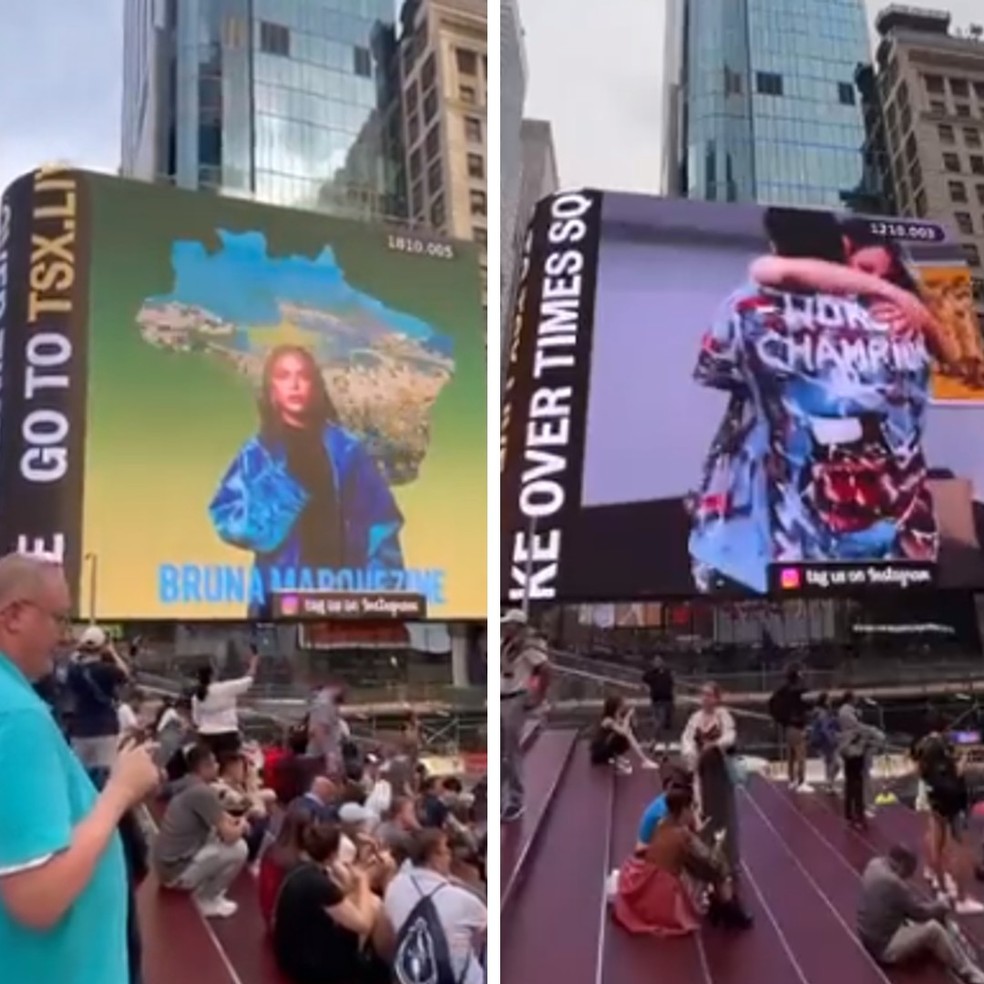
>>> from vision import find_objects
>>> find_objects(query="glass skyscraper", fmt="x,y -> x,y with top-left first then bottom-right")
122,0 -> 406,220
668,0 -> 872,208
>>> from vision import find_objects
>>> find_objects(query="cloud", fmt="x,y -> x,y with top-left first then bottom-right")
521,0 -> 984,193
0,0 -> 123,194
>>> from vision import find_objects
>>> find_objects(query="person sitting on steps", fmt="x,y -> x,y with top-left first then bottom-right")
858,844 -> 984,984
589,696 -> 659,775
612,786 -> 752,936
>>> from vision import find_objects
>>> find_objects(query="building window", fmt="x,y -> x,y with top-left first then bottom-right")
467,153 -> 484,179
966,129 -> 982,148
973,155 -> 984,175
406,82 -> 418,114
837,82 -> 855,106
409,148 -> 422,181
976,184 -> 984,205
956,212 -> 975,235
411,179 -> 424,216
259,21 -> 289,57
427,160 -> 442,195
472,225 -> 486,246
407,113 -> 420,145
901,103 -> 912,131
430,195 -> 445,228
950,180 -> 968,203
914,188 -> 927,216
951,78 -> 970,98
975,82 -> 984,101
422,53 -> 436,91
925,75 -> 944,94
755,72 -> 783,97
973,278 -> 984,304
964,243 -> 981,267
423,88 -> 438,122
464,116 -> 482,143
940,124 -> 955,143
456,49 -> 477,75
425,125 -> 440,160
930,100 -> 946,115
944,152 -> 961,172
353,46 -> 372,78
469,189 -> 486,216
956,104 -> 972,118
460,84 -> 476,105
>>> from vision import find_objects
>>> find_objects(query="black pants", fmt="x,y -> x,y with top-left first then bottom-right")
590,730 -> 630,765
843,755 -> 865,822
199,731 -> 242,758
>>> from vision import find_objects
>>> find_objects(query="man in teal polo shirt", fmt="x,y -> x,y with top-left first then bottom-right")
0,553 -> 160,983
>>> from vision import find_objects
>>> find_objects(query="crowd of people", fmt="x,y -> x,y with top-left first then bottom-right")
0,552 -> 487,984
499,607 -> 984,984
569,647 -> 984,983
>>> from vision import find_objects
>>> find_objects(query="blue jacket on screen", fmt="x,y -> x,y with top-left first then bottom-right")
209,423 -> 404,577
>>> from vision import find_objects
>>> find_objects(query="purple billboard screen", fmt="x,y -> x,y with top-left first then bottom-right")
501,192 -> 984,602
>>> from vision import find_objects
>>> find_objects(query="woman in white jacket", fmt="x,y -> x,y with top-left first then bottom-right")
681,682 -> 740,872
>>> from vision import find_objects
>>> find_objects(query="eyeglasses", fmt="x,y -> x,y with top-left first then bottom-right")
5,600 -> 73,628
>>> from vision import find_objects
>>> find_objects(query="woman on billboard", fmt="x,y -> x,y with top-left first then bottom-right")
689,209 -> 951,595
209,344 -> 404,595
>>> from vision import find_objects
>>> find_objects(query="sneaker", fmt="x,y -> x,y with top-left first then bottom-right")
614,758 -> 633,775
955,898 -> 984,916
502,803 -> 525,823
865,809 -> 877,819
198,896 -> 237,918
797,783 -> 815,794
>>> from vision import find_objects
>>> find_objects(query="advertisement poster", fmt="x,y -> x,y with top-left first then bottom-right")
0,167 -> 486,619
502,191 -> 984,603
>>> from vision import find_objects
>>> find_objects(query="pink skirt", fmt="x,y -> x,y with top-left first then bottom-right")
612,857 -> 702,937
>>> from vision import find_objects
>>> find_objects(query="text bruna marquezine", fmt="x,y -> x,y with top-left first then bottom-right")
508,191 -> 594,603
18,167 -> 78,563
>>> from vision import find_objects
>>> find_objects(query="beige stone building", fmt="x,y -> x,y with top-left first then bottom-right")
397,0 -> 488,306
873,6 -> 984,321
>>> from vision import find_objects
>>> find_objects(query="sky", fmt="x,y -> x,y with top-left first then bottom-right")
0,0 -> 124,193
521,0 -> 984,193
2,1 -> 982,198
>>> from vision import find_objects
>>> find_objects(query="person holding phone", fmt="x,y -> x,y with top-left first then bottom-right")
589,696 -> 659,775
0,553 -> 161,984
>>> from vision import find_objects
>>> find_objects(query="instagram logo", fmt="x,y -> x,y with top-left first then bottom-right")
280,595 -> 299,616
780,568 -> 801,590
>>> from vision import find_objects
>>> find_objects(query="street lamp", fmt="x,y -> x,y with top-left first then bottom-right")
84,552 -> 98,625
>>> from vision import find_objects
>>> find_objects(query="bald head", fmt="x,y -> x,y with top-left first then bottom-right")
0,553 -> 71,679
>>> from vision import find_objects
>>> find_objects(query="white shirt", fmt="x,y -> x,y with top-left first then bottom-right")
118,703 -> 139,735
384,866 -> 487,984
191,676 -> 253,734
500,632 -> 547,696
365,778 -> 392,818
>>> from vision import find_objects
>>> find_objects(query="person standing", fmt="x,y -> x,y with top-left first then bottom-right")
192,650 -> 259,758
67,626 -> 132,788
768,665 -> 812,792
808,693 -> 841,789
838,691 -> 882,830
500,610 -> 549,824
0,553 -> 160,983
307,681 -> 345,779
681,682 -> 742,873
642,656 -> 675,755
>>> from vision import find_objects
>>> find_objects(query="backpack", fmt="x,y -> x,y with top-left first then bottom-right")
768,687 -> 789,728
394,874 -> 468,984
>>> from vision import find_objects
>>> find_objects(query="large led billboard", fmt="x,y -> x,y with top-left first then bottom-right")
502,191 -> 984,602
0,167 -> 486,619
